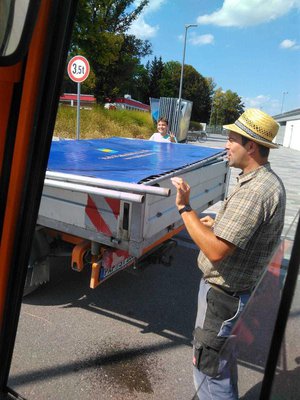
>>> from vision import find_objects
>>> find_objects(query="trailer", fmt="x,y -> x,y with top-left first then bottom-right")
25,137 -> 229,294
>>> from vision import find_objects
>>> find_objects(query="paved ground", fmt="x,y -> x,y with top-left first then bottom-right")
7,135 -> 300,400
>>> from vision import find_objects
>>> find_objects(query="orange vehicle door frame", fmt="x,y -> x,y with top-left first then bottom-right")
0,1 -> 78,396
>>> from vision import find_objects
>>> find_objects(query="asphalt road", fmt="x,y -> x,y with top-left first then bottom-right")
10,246 -> 200,400
8,135 -> 300,399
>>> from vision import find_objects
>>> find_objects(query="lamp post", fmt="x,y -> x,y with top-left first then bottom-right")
178,24 -> 198,102
280,91 -> 288,114
177,24 -> 197,137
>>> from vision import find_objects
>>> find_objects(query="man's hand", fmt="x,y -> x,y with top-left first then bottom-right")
200,215 -> 215,228
171,177 -> 190,209
171,178 -> 235,262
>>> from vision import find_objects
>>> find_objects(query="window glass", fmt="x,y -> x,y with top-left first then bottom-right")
0,0 -> 30,57
221,213 -> 299,398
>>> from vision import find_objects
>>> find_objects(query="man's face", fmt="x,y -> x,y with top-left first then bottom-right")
157,121 -> 168,135
225,131 -> 248,169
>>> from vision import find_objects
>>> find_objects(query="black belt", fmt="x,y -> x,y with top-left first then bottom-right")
209,282 -> 252,298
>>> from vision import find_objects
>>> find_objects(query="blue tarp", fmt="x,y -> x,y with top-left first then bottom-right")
47,137 -> 225,183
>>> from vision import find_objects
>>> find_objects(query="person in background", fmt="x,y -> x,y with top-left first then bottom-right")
149,117 -> 177,143
171,108 -> 286,400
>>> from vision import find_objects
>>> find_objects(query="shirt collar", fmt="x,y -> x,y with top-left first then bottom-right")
237,162 -> 271,184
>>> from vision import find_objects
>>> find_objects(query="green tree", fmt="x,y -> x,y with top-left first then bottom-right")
100,34 -> 151,100
210,88 -> 244,126
148,56 -> 164,99
181,65 -> 212,122
222,90 -> 244,123
159,61 -> 181,98
159,61 -> 212,121
121,63 -> 150,103
69,0 -> 151,101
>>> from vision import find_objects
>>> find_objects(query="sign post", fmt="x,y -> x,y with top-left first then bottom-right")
67,55 -> 90,139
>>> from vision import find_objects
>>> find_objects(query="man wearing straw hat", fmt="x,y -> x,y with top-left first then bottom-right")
171,108 -> 286,399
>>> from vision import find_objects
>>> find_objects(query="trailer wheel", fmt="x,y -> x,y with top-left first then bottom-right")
197,132 -> 208,142
23,228 -> 50,296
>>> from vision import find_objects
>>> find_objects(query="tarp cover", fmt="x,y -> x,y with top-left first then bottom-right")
47,137 -> 224,183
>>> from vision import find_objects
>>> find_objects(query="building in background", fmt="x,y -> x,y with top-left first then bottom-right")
273,108 -> 300,151
59,93 -> 96,107
105,95 -> 150,112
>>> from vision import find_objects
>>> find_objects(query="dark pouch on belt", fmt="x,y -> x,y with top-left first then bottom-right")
192,329 -> 224,377
192,288 -> 239,377
193,341 -> 203,369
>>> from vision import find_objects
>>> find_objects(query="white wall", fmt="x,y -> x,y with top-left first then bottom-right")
283,120 -> 300,151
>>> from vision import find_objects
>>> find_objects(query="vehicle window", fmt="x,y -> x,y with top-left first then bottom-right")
220,213 -> 299,399
0,0 -> 30,57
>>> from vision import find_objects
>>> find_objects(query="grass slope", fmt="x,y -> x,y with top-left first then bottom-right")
54,105 -> 155,140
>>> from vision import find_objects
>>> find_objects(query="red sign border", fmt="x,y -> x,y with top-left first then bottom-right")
67,55 -> 90,83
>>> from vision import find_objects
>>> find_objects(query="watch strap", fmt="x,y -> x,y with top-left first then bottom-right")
179,204 -> 192,215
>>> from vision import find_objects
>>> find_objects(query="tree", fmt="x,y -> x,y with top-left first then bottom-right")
222,90 -> 244,123
148,56 -> 164,99
159,61 -> 181,98
99,34 -> 151,99
180,65 -> 212,122
159,61 -> 212,121
121,62 -> 150,103
210,88 -> 244,126
69,0 -> 151,101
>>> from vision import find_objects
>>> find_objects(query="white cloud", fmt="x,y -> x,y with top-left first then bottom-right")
279,39 -> 300,49
243,94 -> 271,108
129,17 -> 159,38
137,0 -> 166,15
189,34 -> 214,46
242,95 -> 280,115
197,0 -> 300,27
178,32 -> 214,46
129,0 -> 167,38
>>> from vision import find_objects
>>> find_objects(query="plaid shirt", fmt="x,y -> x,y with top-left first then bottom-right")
198,163 -> 286,291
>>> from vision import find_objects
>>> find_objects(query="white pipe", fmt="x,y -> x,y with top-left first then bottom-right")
44,179 -> 144,203
45,171 -> 170,197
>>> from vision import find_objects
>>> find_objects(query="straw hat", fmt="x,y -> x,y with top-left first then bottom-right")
223,108 -> 279,148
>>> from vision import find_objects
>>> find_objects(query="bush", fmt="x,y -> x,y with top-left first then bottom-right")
189,121 -> 203,131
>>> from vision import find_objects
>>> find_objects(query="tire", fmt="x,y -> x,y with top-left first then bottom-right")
23,228 -> 50,296
197,132 -> 207,143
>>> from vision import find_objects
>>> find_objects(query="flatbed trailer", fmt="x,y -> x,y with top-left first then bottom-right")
25,137 -> 229,293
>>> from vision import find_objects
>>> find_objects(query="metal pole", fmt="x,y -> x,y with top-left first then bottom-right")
177,24 -> 197,136
45,171 -> 171,197
76,82 -> 80,139
178,24 -> 197,102
209,100 -> 214,126
178,26 -> 188,102
44,179 -> 145,203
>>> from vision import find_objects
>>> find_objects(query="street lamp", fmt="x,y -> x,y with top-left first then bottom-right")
178,24 -> 198,102
280,91 -> 288,114
176,24 -> 197,138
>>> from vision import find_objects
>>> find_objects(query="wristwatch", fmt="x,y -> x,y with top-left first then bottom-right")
179,204 -> 192,215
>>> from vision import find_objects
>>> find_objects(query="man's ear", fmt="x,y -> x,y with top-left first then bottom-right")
247,140 -> 257,155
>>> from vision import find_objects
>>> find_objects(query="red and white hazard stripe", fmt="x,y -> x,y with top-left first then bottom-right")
85,194 -> 120,236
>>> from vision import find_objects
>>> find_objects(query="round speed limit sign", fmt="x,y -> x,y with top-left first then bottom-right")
67,55 -> 90,83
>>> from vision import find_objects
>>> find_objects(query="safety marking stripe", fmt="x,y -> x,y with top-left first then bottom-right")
105,197 -> 120,219
85,195 -> 113,236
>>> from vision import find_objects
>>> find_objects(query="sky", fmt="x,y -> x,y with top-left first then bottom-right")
129,0 -> 300,116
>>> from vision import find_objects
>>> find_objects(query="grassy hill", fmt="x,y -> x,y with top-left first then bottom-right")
54,105 -> 155,140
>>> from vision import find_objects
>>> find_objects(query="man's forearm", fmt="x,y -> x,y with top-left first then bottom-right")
180,209 -> 234,263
